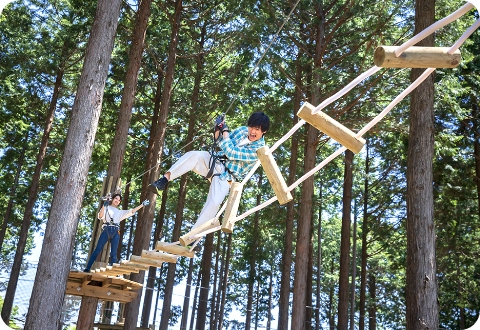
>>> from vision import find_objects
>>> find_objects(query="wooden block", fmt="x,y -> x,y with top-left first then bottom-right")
154,242 -> 195,258
256,146 -> 293,205
297,102 -> 366,154
222,182 -> 243,233
374,46 -> 461,68
102,278 -> 113,288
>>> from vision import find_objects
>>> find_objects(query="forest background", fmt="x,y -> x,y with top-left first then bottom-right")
0,0 -> 479,329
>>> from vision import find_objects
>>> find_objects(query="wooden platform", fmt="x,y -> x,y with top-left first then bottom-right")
66,271 -> 143,303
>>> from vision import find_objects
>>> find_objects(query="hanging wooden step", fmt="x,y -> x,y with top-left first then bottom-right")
256,146 -> 293,205
131,254 -> 176,265
221,182 -> 243,233
154,242 -> 195,258
297,102 -> 366,154
141,250 -> 179,264
374,46 -> 461,68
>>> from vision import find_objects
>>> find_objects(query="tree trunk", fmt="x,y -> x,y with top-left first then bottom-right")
315,184 -> 323,330
106,0 -> 152,177
266,263 -> 274,330
338,149 -> 354,330
0,144 -> 27,323
210,232 -> 222,330
24,0 -> 122,328
278,49 -> 301,330
368,275 -> 376,330
246,173 -> 263,330
306,219 -> 314,330
217,233 -> 232,330
123,0 -> 183,328
359,145 -> 369,330
141,185 -> 168,327
405,0 -> 438,328
0,146 -> 24,252
291,122 -> 318,330
117,172 -> 132,260
328,259 -> 335,330
180,257 -> 195,330
189,269 -> 202,330
472,101 -> 480,224
196,233 -> 214,330
350,204 -> 358,330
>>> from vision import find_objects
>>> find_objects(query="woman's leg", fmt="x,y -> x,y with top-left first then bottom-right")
84,229 -> 108,271
109,228 -> 120,265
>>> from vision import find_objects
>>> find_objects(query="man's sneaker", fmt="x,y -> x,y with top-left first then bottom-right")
147,176 -> 168,194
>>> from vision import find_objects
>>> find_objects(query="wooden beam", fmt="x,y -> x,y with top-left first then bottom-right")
297,102 -> 366,154
101,278 -> 113,288
256,146 -> 293,205
65,282 -> 138,303
154,242 -> 195,258
222,182 -> 243,233
374,46 -> 461,68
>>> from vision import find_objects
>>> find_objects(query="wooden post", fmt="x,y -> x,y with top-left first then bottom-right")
374,46 -> 461,68
256,146 -> 293,205
297,102 -> 366,154
221,182 -> 243,233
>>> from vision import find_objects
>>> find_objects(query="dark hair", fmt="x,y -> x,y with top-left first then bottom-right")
110,193 -> 122,204
247,112 -> 270,133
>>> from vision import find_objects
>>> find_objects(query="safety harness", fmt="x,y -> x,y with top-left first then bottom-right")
204,114 -> 237,181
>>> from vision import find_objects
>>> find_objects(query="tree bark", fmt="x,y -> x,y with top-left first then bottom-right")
246,173 -> 263,330
315,184 -> 323,330
217,233 -> 232,330
278,49 -> 301,330
23,0 -> 122,328
0,146 -> 24,252
123,0 -> 183,328
0,145 -> 26,323
291,121 -> 318,330
337,149 -> 354,330
359,144 -> 369,330
196,233 -> 214,330
350,205 -> 358,330
405,0 -> 438,328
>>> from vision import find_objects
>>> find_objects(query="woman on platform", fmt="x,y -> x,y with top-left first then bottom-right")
84,193 -> 148,272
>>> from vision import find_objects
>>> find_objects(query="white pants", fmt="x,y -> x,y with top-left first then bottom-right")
168,151 -> 230,229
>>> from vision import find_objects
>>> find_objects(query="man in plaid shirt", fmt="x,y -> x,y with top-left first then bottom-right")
148,112 -> 270,234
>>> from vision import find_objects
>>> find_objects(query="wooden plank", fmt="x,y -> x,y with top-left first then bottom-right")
120,260 -> 151,270
222,182 -> 243,233
374,46 -> 461,68
67,271 -> 142,289
133,252 -> 176,265
65,282 -> 138,303
297,102 -> 366,154
256,146 -> 293,205
153,242 -> 195,258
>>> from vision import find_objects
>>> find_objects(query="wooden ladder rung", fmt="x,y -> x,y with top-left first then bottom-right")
297,102 -> 366,154
257,146 -> 293,205
221,182 -> 243,233
374,46 -> 461,68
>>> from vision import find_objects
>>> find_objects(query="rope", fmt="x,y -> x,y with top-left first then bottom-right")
180,2 -> 479,241
117,0 -> 302,194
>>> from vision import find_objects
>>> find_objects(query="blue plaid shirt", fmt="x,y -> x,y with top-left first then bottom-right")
217,126 -> 265,181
